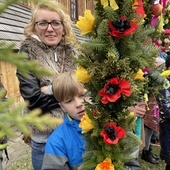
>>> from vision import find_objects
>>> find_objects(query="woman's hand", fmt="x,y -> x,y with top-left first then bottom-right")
41,86 -> 49,94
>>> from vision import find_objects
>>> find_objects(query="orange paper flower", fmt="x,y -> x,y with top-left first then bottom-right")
95,158 -> 115,170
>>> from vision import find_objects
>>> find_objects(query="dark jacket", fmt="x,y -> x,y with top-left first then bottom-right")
17,71 -> 59,113
16,36 -> 76,143
157,77 -> 170,162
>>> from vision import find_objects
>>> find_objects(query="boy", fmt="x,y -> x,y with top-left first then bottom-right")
41,70 -> 86,170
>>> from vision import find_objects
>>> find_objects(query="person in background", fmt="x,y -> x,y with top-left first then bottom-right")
141,126 -> 159,164
16,1 -> 78,169
0,77 -> 8,170
157,51 -> 170,170
141,95 -> 160,164
151,131 -> 159,145
42,70 -> 86,170
141,55 -> 166,164
125,102 -> 146,170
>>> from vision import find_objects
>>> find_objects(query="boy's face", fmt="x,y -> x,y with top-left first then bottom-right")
60,91 -> 85,120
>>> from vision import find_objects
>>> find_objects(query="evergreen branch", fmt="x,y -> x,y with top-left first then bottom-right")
103,6 -> 118,20
78,159 -> 96,170
97,19 -> 110,40
0,91 -> 62,137
0,42 -> 52,77
119,0 -> 132,16
82,38 -> 106,52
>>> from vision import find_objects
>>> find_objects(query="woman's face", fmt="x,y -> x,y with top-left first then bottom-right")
34,9 -> 65,47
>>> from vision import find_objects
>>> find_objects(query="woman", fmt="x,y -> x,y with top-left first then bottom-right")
16,1 -> 78,169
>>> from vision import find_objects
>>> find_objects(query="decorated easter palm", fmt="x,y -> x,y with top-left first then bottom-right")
75,0 -> 167,169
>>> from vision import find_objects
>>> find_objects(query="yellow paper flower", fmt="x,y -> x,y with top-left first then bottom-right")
134,69 -> 144,80
75,10 -> 94,35
124,111 -> 136,120
161,70 -> 170,78
101,0 -> 119,10
79,114 -> 94,133
76,66 -> 92,83
95,158 -> 115,170
129,111 -> 135,117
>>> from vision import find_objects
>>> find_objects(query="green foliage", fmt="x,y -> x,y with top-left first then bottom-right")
0,90 -> 62,148
119,0 -> 132,16
104,6 -> 118,20
0,97 -> 62,135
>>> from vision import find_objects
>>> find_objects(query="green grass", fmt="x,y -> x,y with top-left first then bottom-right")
139,145 -> 165,170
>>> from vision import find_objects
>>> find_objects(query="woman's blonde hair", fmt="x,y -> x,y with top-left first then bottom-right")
52,70 -> 84,103
24,0 -> 75,40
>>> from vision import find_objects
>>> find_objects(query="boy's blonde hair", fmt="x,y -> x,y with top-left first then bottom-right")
24,0 -> 75,39
52,70 -> 84,102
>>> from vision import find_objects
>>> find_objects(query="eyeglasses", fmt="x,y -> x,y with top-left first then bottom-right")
35,20 -> 63,30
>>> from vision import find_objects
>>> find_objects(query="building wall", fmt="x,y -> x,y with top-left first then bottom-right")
0,62 -> 24,104
22,0 -> 95,16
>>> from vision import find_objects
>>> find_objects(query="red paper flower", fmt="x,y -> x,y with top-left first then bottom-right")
142,67 -> 151,76
98,77 -> 131,104
100,122 -> 126,145
164,29 -> 170,35
108,16 -> 138,38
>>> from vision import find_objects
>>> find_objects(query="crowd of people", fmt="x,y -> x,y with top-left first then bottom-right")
0,0 -> 170,170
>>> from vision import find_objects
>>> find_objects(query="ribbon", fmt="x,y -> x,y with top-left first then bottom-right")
160,0 -> 167,8
101,0 -> 119,10
154,105 -> 159,118
151,16 -> 158,26
157,13 -> 164,33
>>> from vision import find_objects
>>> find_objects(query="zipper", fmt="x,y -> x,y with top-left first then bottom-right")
54,52 -> 58,62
